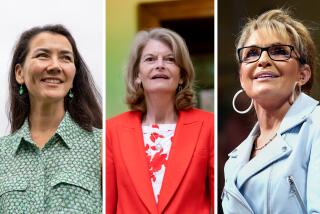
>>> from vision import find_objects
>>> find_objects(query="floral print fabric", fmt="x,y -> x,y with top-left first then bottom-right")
142,123 -> 176,203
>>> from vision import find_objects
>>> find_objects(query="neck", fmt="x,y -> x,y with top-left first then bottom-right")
250,98 -> 292,158
29,99 -> 65,148
143,93 -> 177,125
254,100 -> 290,137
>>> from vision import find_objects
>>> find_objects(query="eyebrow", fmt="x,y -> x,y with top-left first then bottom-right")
33,48 -> 73,55
244,42 -> 287,48
141,53 -> 174,58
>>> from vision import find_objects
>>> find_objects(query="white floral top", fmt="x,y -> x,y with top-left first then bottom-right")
142,123 -> 176,203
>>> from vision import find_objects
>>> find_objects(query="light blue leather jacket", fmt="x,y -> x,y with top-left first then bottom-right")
222,93 -> 320,214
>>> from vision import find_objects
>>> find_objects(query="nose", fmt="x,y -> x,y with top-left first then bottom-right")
257,50 -> 272,67
47,57 -> 62,73
155,58 -> 165,70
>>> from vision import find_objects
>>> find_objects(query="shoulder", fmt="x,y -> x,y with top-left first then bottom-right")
179,108 -> 214,137
179,108 -> 214,122
90,127 -> 102,142
0,134 -> 13,143
0,132 -> 20,156
60,115 -> 102,150
0,135 -> 11,149
309,105 -> 320,126
107,111 -> 141,126
78,127 -> 102,145
304,105 -> 320,141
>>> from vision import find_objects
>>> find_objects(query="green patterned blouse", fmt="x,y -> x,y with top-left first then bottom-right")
0,112 -> 102,214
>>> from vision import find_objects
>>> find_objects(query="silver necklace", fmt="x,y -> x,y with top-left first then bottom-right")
255,133 -> 277,150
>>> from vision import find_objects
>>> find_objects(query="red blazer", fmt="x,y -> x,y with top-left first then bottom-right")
106,108 -> 214,213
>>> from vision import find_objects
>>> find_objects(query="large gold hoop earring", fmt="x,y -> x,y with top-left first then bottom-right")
232,89 -> 253,114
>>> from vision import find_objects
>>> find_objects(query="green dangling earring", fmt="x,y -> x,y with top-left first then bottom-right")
68,88 -> 74,98
19,85 -> 24,96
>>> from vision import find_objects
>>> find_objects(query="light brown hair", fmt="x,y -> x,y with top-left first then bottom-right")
236,8 -> 317,93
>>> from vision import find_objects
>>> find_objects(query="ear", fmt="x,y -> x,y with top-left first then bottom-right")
137,71 -> 142,79
179,79 -> 183,85
15,64 -> 25,84
298,64 -> 311,86
135,77 -> 142,84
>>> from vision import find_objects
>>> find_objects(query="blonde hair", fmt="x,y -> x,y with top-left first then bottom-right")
236,9 -> 317,93
125,28 -> 195,113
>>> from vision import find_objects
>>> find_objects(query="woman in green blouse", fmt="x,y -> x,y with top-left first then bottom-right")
0,25 -> 102,213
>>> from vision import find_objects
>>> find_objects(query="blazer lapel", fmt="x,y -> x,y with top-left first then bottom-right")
118,112 -> 158,213
158,110 -> 203,212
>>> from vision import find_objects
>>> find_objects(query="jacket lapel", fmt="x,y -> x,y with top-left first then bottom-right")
224,126 -> 292,212
278,93 -> 319,134
237,93 -> 319,188
236,134 -> 292,188
223,93 -> 319,211
158,110 -> 203,212
118,111 -> 158,213
225,131 -> 256,210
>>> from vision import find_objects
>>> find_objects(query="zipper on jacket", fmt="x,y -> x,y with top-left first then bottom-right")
222,187 -> 254,214
287,176 -> 307,214
221,187 -> 227,200
267,165 -> 274,214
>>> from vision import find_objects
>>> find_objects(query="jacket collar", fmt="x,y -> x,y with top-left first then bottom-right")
235,132 -> 292,188
278,92 -> 319,134
119,109 -> 203,213
228,93 -> 318,158
228,93 -> 319,189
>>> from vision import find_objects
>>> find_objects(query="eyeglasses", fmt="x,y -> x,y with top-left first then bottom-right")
237,44 -> 305,64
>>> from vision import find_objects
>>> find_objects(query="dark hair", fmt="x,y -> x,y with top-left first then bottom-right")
9,24 -> 102,133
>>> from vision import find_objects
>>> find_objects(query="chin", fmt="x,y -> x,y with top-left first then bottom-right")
253,89 -> 287,101
252,84 -> 276,94
40,92 -> 67,102
147,85 -> 176,91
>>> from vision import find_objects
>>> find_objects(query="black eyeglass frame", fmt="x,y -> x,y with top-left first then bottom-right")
237,44 -> 306,64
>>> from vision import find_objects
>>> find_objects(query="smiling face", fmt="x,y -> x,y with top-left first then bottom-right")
138,39 -> 182,96
15,32 -> 76,104
239,29 -> 311,105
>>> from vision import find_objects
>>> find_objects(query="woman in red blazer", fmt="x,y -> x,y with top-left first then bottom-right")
106,28 -> 214,213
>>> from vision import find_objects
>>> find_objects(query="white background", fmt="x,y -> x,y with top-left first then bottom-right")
0,0 -> 104,135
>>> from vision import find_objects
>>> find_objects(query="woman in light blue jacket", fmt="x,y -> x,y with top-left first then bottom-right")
222,9 -> 320,214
